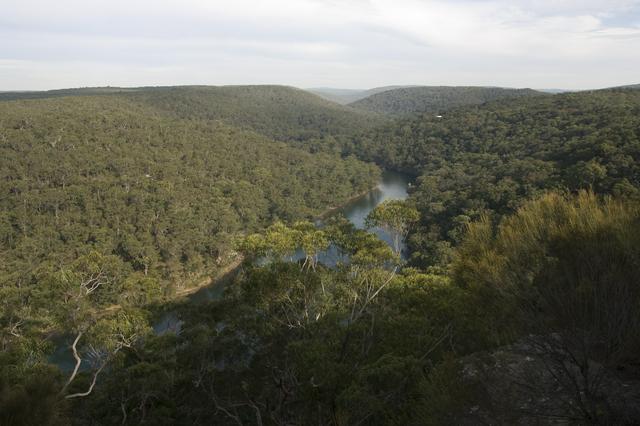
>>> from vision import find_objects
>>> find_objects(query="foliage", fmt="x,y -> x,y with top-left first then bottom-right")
0,93 -> 379,302
3,85 -> 640,424
0,87 -> 380,421
71,223 -> 489,424
351,89 -> 640,266
454,191 -> 640,360
453,191 -> 640,423
349,86 -> 543,116
365,199 -> 420,254
0,85 -> 383,144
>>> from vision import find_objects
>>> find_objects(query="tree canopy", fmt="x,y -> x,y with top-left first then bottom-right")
2,86 -> 640,424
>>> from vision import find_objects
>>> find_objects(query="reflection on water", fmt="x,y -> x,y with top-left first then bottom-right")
335,170 -> 410,251
309,170 -> 411,267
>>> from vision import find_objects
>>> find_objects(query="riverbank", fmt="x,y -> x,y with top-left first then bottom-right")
173,255 -> 244,298
95,184 -> 376,317
167,182 -> 387,303
89,254 -> 245,319
317,184 -> 380,220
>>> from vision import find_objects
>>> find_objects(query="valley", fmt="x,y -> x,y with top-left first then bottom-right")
1,84 -> 639,425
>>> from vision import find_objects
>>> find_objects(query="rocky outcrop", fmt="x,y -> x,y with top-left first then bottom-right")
456,338 -> 640,425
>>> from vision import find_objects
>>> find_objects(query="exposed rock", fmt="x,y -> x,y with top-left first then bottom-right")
456,338 -> 640,425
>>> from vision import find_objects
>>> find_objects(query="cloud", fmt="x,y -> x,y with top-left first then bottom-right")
368,0 -> 640,58
0,0 -> 639,90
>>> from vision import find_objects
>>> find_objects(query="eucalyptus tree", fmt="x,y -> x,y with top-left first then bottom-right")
365,199 -> 420,255
43,251 -> 151,399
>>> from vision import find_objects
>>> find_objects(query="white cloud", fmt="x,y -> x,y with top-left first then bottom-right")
0,0 -> 638,90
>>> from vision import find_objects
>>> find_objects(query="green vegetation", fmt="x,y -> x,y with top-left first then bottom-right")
364,199 -> 419,255
2,85 -> 640,424
451,191 -> 640,423
454,191 -> 640,356
0,87 -> 144,102
0,93 -> 379,295
351,89 -> 640,265
0,88 -> 382,424
126,86 -> 383,143
0,86 -> 383,145
348,86 -> 543,116
69,191 -> 640,424
71,219 -> 482,425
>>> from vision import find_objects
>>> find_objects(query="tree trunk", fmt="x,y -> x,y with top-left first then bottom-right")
60,331 -> 83,394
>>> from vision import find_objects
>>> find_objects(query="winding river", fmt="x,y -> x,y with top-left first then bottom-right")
186,169 -> 410,303
329,169 -> 410,249
51,170 -> 411,367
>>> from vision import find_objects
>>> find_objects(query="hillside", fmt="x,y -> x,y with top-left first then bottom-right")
348,86 -> 544,116
617,83 -> 640,90
124,85 -> 384,142
305,88 -> 368,104
351,88 -> 640,264
0,85 -> 384,143
0,87 -> 143,101
0,94 -> 380,302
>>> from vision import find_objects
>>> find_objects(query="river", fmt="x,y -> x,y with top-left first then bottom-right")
328,169 -> 410,249
185,169 -> 410,303
51,170 -> 411,366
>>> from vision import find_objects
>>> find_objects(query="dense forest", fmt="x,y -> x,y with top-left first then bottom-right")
347,86 -> 544,116
1,85 -> 640,425
351,89 -> 640,265
0,91 -> 380,293
0,86 -> 383,144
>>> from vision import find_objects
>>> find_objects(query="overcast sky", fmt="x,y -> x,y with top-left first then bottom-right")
1,0 -> 639,91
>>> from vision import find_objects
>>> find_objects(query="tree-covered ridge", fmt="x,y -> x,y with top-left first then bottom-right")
0,87 -> 144,102
0,86 -> 384,144
616,83 -> 640,90
0,94 -> 380,299
351,89 -> 640,264
348,86 -> 544,116
127,85 -> 384,142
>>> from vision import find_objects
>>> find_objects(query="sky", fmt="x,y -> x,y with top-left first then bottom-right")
1,0 -> 639,91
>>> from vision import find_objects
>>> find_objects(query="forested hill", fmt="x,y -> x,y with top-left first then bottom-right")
0,85 -> 384,143
351,88 -> 640,264
124,86 -> 384,142
348,86 -> 544,116
0,94 -> 379,300
0,87 -> 142,101
617,83 -> 640,90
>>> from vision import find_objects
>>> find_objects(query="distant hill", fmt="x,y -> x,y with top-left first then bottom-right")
537,88 -> 571,94
306,86 -> 415,105
617,83 -> 640,90
348,86 -> 545,116
305,88 -> 368,104
0,87 -> 142,101
0,85 -> 384,143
